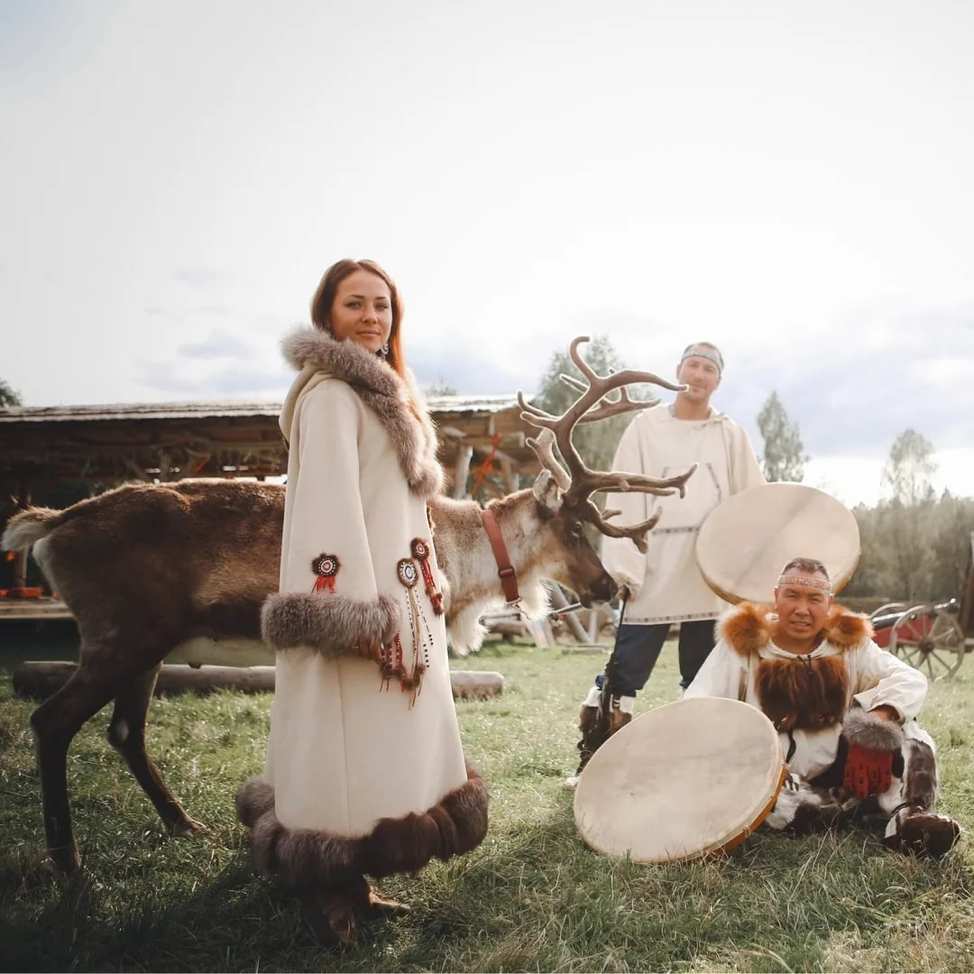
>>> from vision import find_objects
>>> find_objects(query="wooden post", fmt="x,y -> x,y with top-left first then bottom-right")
546,581 -> 592,644
453,445 -> 473,499
13,478 -> 30,588
499,457 -> 516,494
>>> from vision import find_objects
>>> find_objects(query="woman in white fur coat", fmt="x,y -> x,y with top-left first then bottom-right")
236,259 -> 488,943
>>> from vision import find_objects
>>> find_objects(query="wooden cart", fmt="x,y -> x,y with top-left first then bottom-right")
869,532 -> 974,680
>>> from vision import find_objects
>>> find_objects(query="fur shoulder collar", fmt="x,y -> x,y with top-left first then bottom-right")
281,326 -> 443,498
718,601 -> 874,657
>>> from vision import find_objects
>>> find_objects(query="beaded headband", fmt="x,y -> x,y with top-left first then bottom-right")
776,574 -> 832,592
681,346 -> 723,374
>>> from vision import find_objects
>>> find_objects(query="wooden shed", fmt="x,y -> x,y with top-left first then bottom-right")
0,393 -> 540,503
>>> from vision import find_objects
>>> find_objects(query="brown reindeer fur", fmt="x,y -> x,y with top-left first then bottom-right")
235,764 -> 488,887
282,327 -> 442,498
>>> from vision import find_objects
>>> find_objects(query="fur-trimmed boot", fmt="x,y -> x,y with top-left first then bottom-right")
879,731 -> 962,858
299,876 -> 410,945
563,686 -> 634,789
883,806 -> 961,858
300,887 -> 359,946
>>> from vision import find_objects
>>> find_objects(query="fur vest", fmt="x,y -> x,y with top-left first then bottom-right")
718,602 -> 873,732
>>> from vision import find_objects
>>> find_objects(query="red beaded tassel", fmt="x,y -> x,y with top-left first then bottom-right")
310,553 -> 340,594
410,538 -> 444,615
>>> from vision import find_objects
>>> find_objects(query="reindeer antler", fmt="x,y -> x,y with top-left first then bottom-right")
520,336 -> 697,552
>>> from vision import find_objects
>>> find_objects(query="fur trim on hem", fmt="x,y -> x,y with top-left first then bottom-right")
260,591 -> 400,653
282,327 -> 443,499
843,708 -> 905,751
235,765 -> 489,887
720,602 -> 872,657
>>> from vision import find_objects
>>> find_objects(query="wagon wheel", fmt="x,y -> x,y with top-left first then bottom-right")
889,604 -> 965,680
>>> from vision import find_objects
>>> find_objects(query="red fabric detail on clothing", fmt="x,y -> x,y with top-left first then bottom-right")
843,743 -> 894,799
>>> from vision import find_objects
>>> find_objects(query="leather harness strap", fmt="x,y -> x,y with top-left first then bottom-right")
480,507 -> 520,605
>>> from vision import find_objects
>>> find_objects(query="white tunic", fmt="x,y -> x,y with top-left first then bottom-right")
601,404 -> 765,624
683,630 -> 928,779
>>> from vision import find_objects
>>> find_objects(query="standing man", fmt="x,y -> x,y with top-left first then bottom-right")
567,342 -> 765,786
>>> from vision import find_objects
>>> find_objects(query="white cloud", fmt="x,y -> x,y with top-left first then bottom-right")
1,0 -> 972,507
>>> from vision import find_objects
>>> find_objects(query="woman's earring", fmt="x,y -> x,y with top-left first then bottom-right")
381,341 -> 390,356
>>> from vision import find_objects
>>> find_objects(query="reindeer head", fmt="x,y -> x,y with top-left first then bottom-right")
519,336 -> 697,606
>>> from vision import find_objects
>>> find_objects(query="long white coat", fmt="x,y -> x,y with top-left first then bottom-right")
601,404 -> 765,624
236,328 -> 487,886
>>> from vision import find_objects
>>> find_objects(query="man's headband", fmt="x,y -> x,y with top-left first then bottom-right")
681,346 -> 723,374
776,574 -> 832,592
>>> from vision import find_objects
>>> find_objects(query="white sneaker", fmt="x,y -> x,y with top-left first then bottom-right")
563,774 -> 580,790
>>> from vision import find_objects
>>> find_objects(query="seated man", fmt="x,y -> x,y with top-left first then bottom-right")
683,556 -> 961,856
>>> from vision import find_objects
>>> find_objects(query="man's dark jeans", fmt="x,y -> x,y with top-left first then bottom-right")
594,619 -> 716,695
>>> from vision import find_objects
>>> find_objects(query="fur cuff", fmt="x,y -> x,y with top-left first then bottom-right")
261,591 -> 400,653
843,708 -> 905,751
235,765 -> 489,887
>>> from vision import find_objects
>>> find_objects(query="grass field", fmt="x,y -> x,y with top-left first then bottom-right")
1,634 -> 973,973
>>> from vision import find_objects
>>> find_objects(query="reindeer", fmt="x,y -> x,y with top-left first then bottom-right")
3,338 -> 695,874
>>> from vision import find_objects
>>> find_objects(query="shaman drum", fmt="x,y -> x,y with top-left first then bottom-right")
695,482 -> 860,604
574,697 -> 785,862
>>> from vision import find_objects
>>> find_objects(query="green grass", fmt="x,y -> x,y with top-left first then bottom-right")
1,639 -> 973,972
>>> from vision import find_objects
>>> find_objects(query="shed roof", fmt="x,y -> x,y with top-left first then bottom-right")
0,395 -> 539,493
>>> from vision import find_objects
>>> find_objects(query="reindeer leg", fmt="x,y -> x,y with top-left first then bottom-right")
30,660 -> 131,874
106,663 -> 206,839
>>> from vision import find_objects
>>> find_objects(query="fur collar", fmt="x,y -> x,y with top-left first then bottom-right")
281,326 -> 443,498
718,601 -> 873,658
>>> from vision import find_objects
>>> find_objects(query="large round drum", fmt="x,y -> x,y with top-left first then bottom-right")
695,482 -> 860,604
574,697 -> 785,862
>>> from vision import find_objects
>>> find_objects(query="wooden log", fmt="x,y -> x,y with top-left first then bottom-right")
449,670 -> 504,700
12,661 -> 503,701
486,621 -> 533,638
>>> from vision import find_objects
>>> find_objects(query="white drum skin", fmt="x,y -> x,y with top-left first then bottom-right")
574,697 -> 785,863
695,482 -> 860,605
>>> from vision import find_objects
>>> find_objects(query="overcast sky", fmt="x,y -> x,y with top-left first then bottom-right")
2,0 -> 972,506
